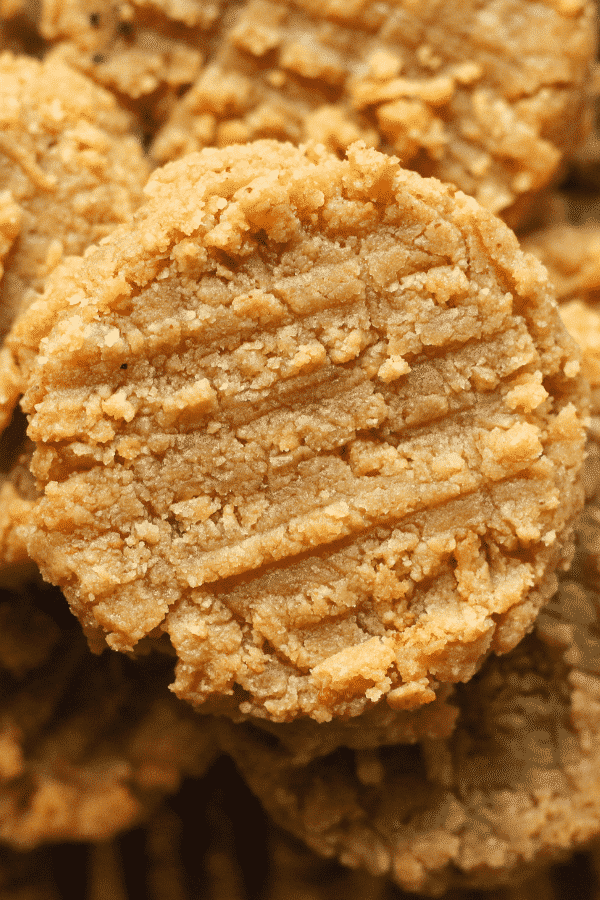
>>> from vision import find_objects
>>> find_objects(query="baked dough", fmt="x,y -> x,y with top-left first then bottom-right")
9,140 -> 587,723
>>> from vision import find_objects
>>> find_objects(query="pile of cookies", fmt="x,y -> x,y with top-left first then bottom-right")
1,0 -> 600,897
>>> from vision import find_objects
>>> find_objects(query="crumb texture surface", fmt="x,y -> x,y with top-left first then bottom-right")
11,140 -> 587,723
0,52 -> 150,339
0,51 -> 150,435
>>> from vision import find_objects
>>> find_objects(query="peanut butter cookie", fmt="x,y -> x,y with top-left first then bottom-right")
9,140 -> 587,723
0,583 -> 218,850
40,0 -> 228,132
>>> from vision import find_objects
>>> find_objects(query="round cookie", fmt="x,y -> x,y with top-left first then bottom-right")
9,140 -> 587,723
0,583 -> 218,850
218,466 -> 600,893
151,0 -> 597,225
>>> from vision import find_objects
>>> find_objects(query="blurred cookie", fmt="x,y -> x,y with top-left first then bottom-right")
261,827 -> 565,900
0,583 -> 217,849
521,222 -> 600,428
522,222 -> 600,305
263,827 -> 390,900
39,0 -> 230,132
9,140 -> 587,723
152,0 -> 596,225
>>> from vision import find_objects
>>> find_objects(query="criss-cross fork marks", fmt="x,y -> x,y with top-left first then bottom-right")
15,141 -> 586,721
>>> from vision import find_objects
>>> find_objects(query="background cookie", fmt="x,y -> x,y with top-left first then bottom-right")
150,0 -> 596,226
0,52 -> 150,432
521,222 -> 600,432
522,223 -> 600,306
0,582 -> 218,850
39,0 -> 230,134
0,53 -> 149,335
9,140 -> 587,723
0,773 -> 595,899
261,828 -> 576,900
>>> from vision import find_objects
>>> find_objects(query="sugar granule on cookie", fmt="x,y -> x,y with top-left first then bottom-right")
9,139 -> 588,723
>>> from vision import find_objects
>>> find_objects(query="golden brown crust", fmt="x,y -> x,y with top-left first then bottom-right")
8,140 -> 588,723
151,0 -> 597,225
